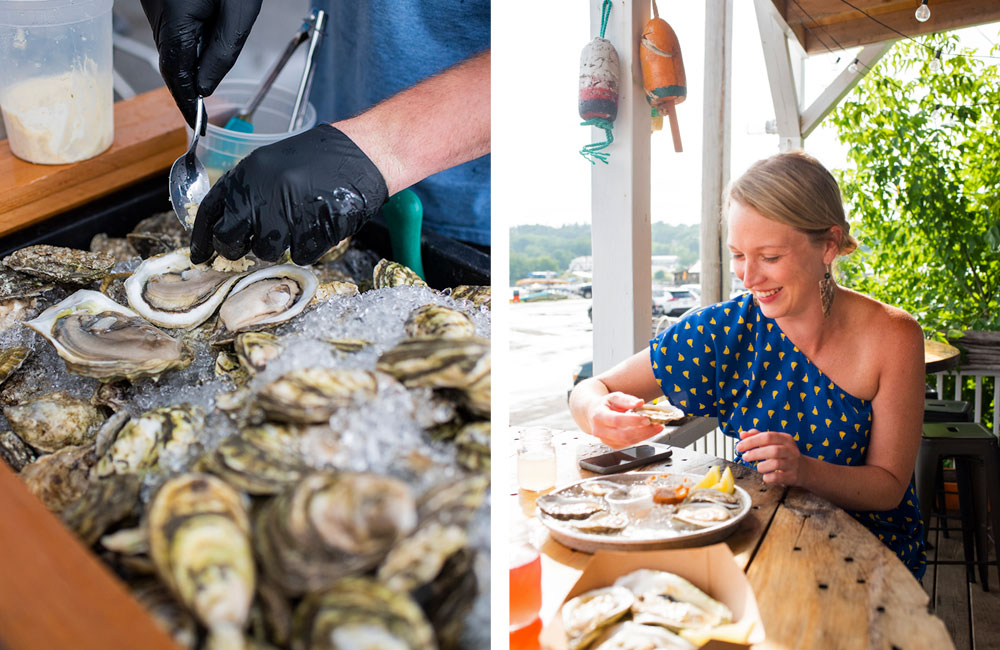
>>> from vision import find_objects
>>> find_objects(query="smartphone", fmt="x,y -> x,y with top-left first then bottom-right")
578,442 -> 674,475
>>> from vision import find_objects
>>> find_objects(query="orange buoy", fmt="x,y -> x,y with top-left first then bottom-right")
639,4 -> 686,152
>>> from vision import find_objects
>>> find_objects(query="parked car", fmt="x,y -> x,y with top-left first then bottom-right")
578,283 -> 592,299
652,288 -> 698,316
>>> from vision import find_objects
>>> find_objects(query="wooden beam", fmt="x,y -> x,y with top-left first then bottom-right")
0,87 -> 185,239
0,462 -> 180,650
591,0 -> 652,373
700,0 -> 734,306
755,0 -> 803,151
800,40 -> 895,137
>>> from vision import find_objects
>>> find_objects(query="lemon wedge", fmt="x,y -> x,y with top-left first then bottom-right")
713,466 -> 735,494
694,466 -> 720,489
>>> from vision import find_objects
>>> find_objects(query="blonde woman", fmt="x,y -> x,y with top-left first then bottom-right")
569,151 -> 926,577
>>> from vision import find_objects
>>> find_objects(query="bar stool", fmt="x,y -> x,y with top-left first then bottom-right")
915,421 -> 1000,590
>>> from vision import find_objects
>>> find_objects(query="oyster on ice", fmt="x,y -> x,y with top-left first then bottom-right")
3,390 -> 105,453
124,249 -> 247,329
373,259 -> 428,289
25,290 -> 193,382
93,404 -> 205,477
256,367 -> 379,423
404,304 -> 476,339
214,264 -> 317,339
3,245 -> 114,285
448,285 -> 490,310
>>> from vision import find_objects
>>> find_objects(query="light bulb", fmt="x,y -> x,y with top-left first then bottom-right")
915,0 -> 930,22
848,59 -> 859,74
929,55 -> 942,73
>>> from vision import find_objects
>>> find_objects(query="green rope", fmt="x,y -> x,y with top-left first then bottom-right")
579,118 -> 614,165
599,0 -> 612,38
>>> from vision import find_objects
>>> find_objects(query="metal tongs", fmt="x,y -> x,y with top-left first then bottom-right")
210,9 -> 327,132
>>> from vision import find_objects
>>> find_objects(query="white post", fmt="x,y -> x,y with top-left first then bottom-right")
591,0 -> 652,374
753,0 -> 802,152
700,0 -> 733,305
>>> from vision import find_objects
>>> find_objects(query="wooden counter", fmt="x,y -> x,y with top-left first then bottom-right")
511,427 -> 955,650
0,87 -> 186,238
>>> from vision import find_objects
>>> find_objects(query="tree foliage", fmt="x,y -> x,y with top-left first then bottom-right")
829,33 -> 1000,333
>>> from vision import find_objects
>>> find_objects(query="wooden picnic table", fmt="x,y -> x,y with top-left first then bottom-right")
925,339 -> 961,374
511,425 -> 955,650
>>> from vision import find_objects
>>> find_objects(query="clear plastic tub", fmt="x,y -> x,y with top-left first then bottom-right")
0,0 -> 114,164
200,79 -> 318,185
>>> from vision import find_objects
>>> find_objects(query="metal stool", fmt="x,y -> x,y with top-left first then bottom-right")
915,421 -> 1000,590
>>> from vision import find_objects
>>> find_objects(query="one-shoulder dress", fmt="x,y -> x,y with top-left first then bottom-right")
649,294 -> 925,578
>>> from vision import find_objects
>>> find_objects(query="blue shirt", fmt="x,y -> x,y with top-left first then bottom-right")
309,0 -> 490,245
649,294 -> 925,578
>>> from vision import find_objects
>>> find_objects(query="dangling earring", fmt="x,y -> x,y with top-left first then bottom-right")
819,265 -> 835,317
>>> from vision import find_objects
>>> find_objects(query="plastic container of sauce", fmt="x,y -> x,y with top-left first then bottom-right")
0,0 -> 114,164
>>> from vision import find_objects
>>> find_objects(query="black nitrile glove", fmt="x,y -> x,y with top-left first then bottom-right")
191,124 -> 390,266
141,0 -> 263,128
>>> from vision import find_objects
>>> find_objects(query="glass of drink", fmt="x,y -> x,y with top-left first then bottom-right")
510,519 -> 543,649
517,429 -> 557,492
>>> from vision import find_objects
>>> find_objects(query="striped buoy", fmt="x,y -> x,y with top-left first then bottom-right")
579,0 -> 619,165
640,1 -> 686,152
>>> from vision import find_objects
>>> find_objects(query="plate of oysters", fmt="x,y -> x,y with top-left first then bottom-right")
537,469 -> 750,552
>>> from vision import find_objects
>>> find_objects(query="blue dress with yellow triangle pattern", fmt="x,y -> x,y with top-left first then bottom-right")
649,293 -> 925,578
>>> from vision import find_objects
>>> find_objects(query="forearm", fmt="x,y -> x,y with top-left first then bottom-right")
334,50 -> 491,196
796,457 -> 909,512
569,377 -> 610,434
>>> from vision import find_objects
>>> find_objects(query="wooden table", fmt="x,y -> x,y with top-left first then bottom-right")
925,339 -> 961,374
511,426 -> 955,650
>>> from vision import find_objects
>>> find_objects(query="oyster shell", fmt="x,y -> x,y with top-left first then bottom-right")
234,331 -> 284,375
672,503 -> 733,528
376,336 -> 490,391
561,586 -> 635,650
60,473 -> 141,545
0,268 -> 54,300
454,421 -> 490,473
90,233 -> 138,263
404,304 -> 476,339
215,350 -> 250,385
3,391 -> 105,453
0,430 -> 36,471
324,337 -> 370,354
215,264 -> 317,338
93,404 -> 205,477
131,581 -> 199,650
580,480 -> 624,497
316,237 -> 351,264
448,285 -> 490,310
125,249 -> 247,329
633,401 -> 685,426
196,423 -> 311,495
98,272 -> 131,304
3,245 -> 114,284
615,569 -> 732,630
537,494 -> 607,520
91,382 -> 133,413
93,410 -> 131,457
148,473 -> 255,649
0,346 -> 29,388
373,259 -> 428,289
685,488 -> 742,509
291,577 -> 435,650
568,511 -> 629,534
25,290 -> 193,382
20,443 -> 97,512
255,471 -> 418,595
126,212 -> 187,258
313,280 -> 359,303
256,367 -> 379,424
592,621 -> 696,650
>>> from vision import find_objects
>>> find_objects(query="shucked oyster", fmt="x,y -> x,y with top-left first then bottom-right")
615,569 -> 732,631
148,473 -> 255,650
561,586 -> 635,650
25,290 -> 193,382
537,494 -> 606,520
3,245 -> 114,285
125,249 -> 247,329
592,621 -> 695,650
214,264 -> 317,340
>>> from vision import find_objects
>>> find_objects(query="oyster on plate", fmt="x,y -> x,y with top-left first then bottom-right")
537,494 -> 607,521
373,259 -> 428,289
3,245 -> 114,285
196,422 -> 312,495
254,471 -> 418,595
568,511 -> 629,535
614,569 -> 732,631
214,264 -> 317,341
256,367 -> 379,424
3,391 -> 105,453
25,290 -> 193,382
124,249 -> 247,329
561,586 -> 635,650
685,488 -> 742,509
291,577 -> 435,650
93,404 -> 205,477
148,473 -> 256,650
672,503 -> 734,528
404,304 -> 476,339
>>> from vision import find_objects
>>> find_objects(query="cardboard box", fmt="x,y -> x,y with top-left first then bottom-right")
540,544 -> 765,650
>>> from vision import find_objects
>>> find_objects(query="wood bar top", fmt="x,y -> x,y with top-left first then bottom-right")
0,460 -> 180,650
511,427 -> 954,650
0,87 -> 186,238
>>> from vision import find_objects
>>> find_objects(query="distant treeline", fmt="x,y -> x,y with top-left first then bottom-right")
510,223 -> 701,283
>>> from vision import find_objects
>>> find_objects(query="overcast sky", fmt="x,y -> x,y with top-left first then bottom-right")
493,2 -> 998,229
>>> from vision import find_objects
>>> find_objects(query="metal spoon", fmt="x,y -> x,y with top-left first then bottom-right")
168,97 -> 210,230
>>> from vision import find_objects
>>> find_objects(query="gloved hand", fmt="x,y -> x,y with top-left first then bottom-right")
140,0 -> 263,128
191,124 -> 390,266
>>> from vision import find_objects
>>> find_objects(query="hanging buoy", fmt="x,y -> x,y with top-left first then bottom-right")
579,0 -> 619,165
640,1 -> 686,152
